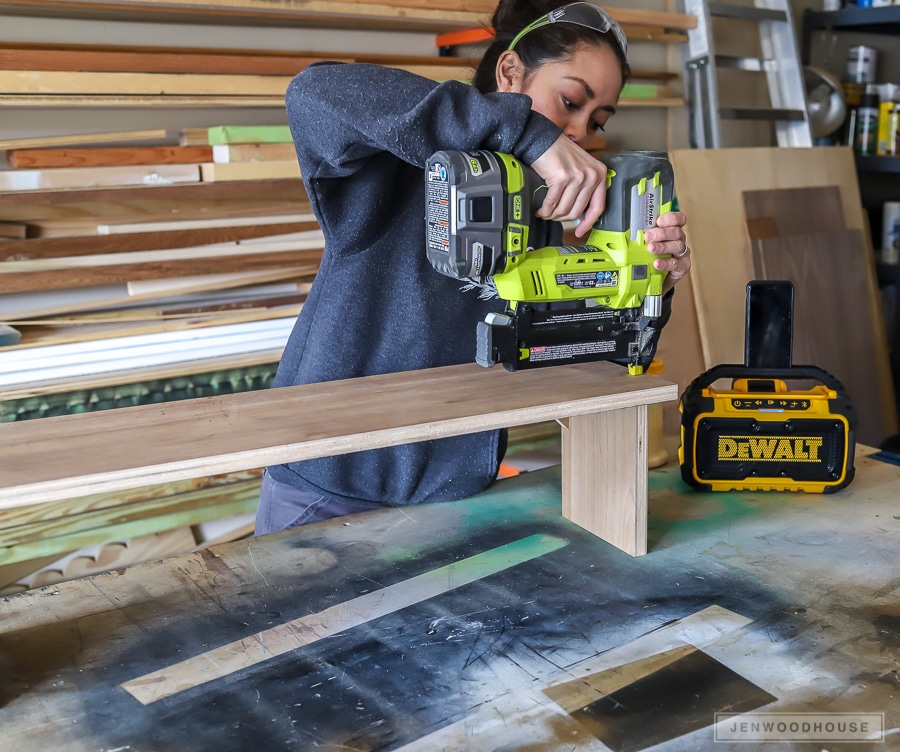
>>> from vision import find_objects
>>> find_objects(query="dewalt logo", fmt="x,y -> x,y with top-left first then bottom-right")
718,435 -> 824,462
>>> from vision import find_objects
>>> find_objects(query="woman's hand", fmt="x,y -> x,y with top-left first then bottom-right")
530,135 -> 607,238
645,211 -> 691,294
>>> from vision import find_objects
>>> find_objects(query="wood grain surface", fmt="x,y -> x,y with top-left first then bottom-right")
8,146 -> 214,168
0,361 -> 677,509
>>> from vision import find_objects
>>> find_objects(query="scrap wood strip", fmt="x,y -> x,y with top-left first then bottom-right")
0,256 -> 320,293
0,1 -> 696,33
0,0 -> 490,31
3,267 -> 313,321
0,128 -> 168,151
0,218 -> 319,260
0,349 -> 284,401
0,177 -> 307,208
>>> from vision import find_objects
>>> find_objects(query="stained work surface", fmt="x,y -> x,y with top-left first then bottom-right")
1,452 -> 898,751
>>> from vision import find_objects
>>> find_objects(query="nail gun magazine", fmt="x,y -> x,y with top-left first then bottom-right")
424,149 -> 674,374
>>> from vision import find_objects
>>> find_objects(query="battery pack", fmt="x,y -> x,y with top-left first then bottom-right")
679,364 -> 856,493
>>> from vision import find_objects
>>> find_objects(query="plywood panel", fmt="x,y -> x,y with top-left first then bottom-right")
750,229 -> 888,445
8,146 -> 214,168
669,146 -> 895,442
669,147 -> 868,367
0,361 -> 677,509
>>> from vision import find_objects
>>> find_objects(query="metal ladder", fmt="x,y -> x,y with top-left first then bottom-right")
682,0 -> 812,148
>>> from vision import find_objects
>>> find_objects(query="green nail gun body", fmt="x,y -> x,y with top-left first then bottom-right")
425,149 -> 675,374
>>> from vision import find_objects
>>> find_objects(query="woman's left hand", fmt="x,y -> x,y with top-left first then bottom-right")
645,211 -> 690,295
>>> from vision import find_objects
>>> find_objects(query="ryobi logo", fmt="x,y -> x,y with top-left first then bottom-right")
717,436 -> 824,462
513,195 -> 522,221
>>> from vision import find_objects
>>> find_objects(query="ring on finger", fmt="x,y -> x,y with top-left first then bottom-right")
674,247 -> 689,258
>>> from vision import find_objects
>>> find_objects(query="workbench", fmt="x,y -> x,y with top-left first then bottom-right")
2,448 -> 897,751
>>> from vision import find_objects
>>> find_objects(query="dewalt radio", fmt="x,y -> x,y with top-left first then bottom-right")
679,281 -> 856,493
424,149 -> 674,374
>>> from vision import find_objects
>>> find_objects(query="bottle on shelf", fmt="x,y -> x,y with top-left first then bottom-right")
854,84 -> 880,155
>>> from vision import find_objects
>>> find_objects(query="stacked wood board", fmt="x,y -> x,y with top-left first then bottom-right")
0,1 -> 697,36
0,42 -> 684,109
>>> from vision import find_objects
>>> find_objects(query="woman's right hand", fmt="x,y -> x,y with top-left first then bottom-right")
529,135 -> 607,238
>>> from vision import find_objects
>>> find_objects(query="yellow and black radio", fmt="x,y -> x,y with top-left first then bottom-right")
679,280 -> 856,493
678,364 -> 856,493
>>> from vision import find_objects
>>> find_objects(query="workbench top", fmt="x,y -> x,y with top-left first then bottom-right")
1,450 -> 898,751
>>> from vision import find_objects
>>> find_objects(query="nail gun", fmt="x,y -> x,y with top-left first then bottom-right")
425,149 -> 674,374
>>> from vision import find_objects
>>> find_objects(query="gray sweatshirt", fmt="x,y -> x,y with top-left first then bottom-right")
267,61 -> 668,508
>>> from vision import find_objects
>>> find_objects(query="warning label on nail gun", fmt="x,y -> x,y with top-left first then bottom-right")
556,270 -> 618,290
529,340 -> 616,362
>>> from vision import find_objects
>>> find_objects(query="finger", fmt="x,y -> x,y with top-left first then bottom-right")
655,211 -> 687,228
575,179 -> 607,237
536,184 -> 563,220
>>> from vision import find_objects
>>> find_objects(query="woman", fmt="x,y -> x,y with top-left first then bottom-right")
256,0 -> 692,534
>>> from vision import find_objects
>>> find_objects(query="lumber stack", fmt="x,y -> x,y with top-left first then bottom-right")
0,42 -> 683,109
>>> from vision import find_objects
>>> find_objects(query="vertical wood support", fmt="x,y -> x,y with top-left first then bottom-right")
560,405 -> 648,557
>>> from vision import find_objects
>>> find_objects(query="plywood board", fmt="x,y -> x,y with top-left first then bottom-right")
750,229 -> 890,445
0,45 -> 324,75
0,361 -> 677,509
212,143 -> 297,163
742,185 -> 846,239
7,145 -> 213,168
669,147 -> 870,366
5,267 -> 309,321
0,128 -> 168,150
0,255 -> 319,293
0,163 -> 200,192
199,161 -> 300,182
0,70 -> 292,96
0,219 -> 318,260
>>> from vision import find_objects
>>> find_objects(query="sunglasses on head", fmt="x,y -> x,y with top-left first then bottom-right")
507,2 -> 628,56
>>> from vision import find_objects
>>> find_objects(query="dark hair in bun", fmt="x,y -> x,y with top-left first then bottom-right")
472,0 -> 630,93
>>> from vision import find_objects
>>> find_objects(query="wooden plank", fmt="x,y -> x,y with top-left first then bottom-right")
0,361 -> 678,510
0,94 -> 287,107
0,70 -> 292,96
3,267 -> 310,321
0,349 -> 282,400
0,255 -> 320,293
0,219 -> 319,260
0,45 -> 325,75
0,0 -> 502,31
7,145 -> 214,168
0,2 -> 697,32
561,405 -> 648,556
742,185 -> 846,238
199,161 -> 300,182
750,229 -> 888,447
0,163 -> 201,192
0,222 -> 28,240
0,177 -> 305,209
0,232 -> 324,270
0,128 -> 167,150
212,143 -> 297,163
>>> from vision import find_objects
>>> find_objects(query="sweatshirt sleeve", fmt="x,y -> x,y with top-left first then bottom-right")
284,61 -> 562,180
